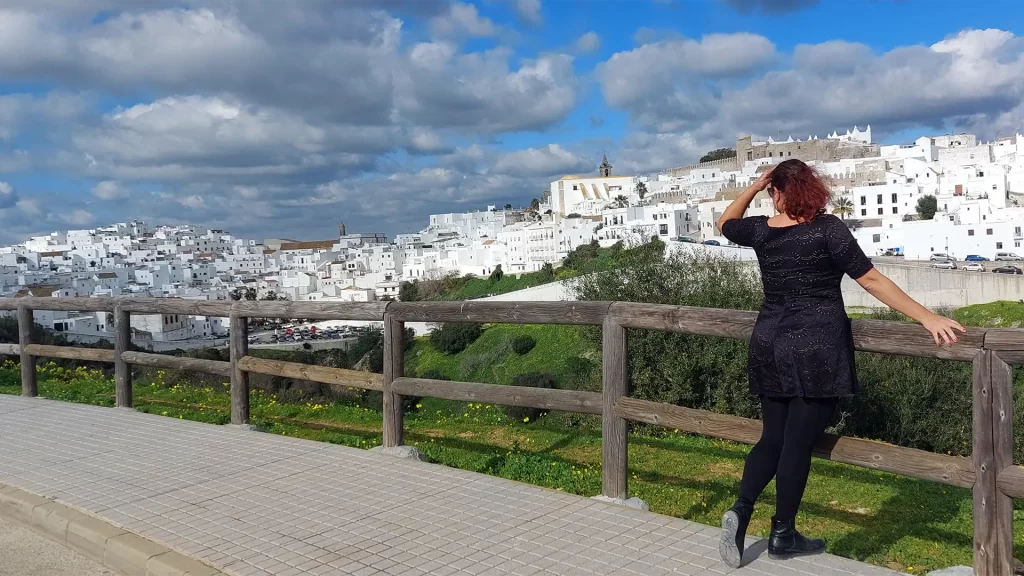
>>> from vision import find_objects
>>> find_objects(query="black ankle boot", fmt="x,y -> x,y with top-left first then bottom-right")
768,516 -> 825,558
719,501 -> 753,568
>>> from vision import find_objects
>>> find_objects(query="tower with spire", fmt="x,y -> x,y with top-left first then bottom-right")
599,153 -> 612,177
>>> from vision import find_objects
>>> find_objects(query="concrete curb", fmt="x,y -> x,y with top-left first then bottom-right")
0,483 -> 227,576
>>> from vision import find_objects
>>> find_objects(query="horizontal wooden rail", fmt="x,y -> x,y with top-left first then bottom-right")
0,297 -> 115,312
996,465 -> 1024,498
392,377 -> 604,415
0,296 -> 388,321
387,301 -> 613,325
238,356 -> 383,391
231,300 -> 387,321
120,351 -> 232,378
0,343 -> 19,355
615,397 -> 976,489
607,302 -> 987,361
24,344 -> 115,363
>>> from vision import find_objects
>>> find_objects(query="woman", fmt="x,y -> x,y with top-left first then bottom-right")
715,159 -> 964,568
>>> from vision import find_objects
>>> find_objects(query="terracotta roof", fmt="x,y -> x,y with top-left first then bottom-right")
39,251 -> 65,257
16,286 -> 57,297
279,240 -> 336,251
96,272 -> 118,279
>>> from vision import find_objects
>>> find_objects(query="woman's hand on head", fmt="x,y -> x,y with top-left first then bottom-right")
921,313 -> 966,347
755,169 -> 773,191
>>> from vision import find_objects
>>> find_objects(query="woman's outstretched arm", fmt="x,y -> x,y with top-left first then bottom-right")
855,268 -> 966,346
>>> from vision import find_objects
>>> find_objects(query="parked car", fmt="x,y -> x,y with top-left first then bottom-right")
931,260 -> 957,270
930,253 -> 952,262
964,263 -> 986,272
676,237 -> 696,243
995,252 -> 1024,261
994,265 -> 1024,275
703,240 -> 721,246
965,255 -> 989,262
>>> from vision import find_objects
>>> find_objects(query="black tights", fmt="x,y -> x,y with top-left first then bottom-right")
737,396 -> 838,521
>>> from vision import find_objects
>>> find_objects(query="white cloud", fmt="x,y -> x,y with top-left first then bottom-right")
430,2 -> 499,39
600,28 -> 1024,148
513,0 -> 543,26
573,32 -> 600,55
493,144 -> 590,176
92,180 -> 129,200
60,209 -> 94,226
0,182 -> 17,209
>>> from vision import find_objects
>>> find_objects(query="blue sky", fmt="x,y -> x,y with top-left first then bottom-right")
0,0 -> 1021,243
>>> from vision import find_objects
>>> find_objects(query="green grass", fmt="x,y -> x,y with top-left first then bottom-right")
405,324 -> 593,387
849,300 -> 1024,329
0,360 -> 1018,573
953,301 -> 1024,328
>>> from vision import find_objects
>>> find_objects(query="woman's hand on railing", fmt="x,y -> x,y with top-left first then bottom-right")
922,313 -> 967,347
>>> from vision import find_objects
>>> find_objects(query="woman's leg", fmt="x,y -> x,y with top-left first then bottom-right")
767,396 -> 838,557
720,396 -> 791,568
774,396 -> 838,520
736,396 -> 791,507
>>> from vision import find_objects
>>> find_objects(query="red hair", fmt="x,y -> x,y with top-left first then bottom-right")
769,159 -> 831,222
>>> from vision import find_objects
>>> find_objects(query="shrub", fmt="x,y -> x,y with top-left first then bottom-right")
511,335 -> 536,355
430,322 -> 483,355
564,356 -> 598,391
504,372 -> 556,423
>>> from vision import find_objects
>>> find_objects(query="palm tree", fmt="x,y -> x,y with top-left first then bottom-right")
831,196 -> 854,220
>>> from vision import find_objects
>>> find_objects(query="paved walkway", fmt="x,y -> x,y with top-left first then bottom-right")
0,396 -> 898,576
0,516 -> 116,576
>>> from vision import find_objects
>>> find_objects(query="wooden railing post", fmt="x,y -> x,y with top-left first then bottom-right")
973,350 -> 1015,575
113,304 -> 132,408
602,315 -> 628,500
17,304 -> 36,397
382,312 -> 405,448
229,314 -> 249,425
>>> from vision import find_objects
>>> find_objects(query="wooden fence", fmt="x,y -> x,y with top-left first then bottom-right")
1,296 -> 1020,574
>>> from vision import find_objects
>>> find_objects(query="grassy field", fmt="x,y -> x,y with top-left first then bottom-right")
405,324 -> 594,387
0,360 -> 1018,573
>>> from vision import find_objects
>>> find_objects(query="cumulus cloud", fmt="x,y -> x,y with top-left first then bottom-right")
429,2 -> 499,39
396,47 -> 578,132
492,144 -> 591,176
0,182 -> 18,209
92,180 -> 129,200
573,32 -> 600,54
600,28 -> 1024,148
513,0 -> 543,26
597,33 -> 776,132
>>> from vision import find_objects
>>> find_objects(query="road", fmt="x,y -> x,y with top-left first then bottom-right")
0,517 -> 114,576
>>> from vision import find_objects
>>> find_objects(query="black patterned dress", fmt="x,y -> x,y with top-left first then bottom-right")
721,214 -> 874,398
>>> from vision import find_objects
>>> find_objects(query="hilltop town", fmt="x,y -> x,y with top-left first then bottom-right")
7,126 -> 1024,343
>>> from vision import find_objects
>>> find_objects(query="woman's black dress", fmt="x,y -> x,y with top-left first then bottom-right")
721,214 -> 874,398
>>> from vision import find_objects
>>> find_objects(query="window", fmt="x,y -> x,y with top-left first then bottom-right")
1016,241 -> 1021,248
861,209 -> 867,216
747,151 -> 752,160
768,152 -> 772,157
659,224 -> 668,236
876,194 -> 883,204
788,151 -> 792,157
1016,226 -> 1021,236
892,193 -> 898,203
987,229 -> 994,236
969,230 -> 975,236
572,185 -> 578,190
872,234 -> 881,243
998,242 -> 1004,249
980,171 -> 985,177
893,207 -> 899,214
993,184 -> 998,190
860,196 -> 866,206
877,208 -> 884,215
